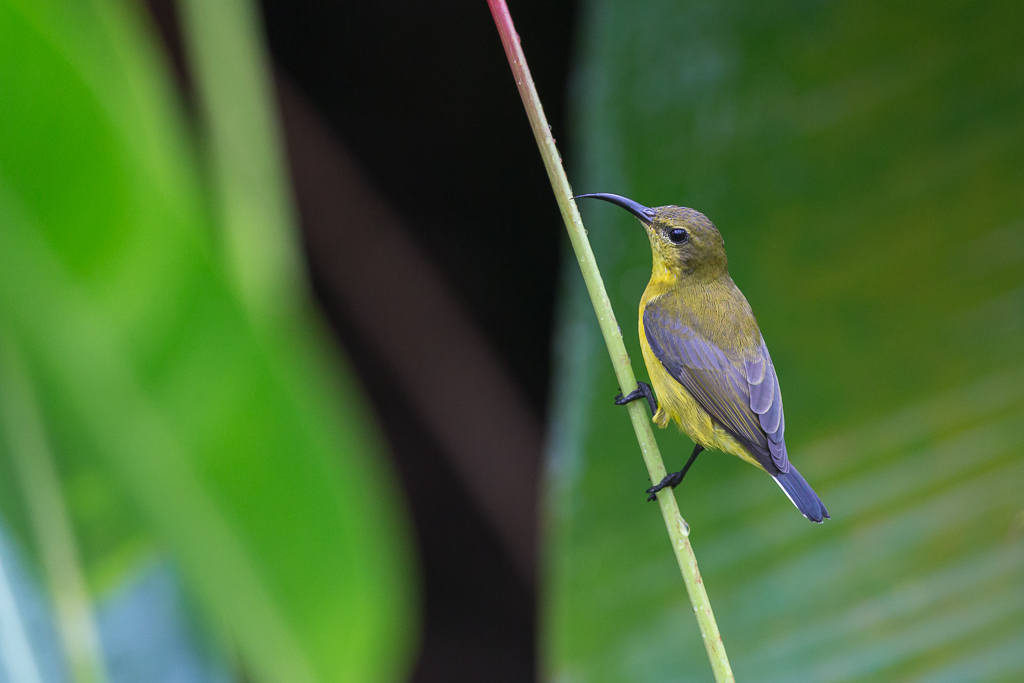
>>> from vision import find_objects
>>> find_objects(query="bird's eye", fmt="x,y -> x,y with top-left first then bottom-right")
668,228 -> 688,244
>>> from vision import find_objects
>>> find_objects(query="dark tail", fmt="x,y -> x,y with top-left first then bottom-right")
773,465 -> 830,523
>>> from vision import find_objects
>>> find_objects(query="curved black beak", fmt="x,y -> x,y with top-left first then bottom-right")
574,193 -> 655,226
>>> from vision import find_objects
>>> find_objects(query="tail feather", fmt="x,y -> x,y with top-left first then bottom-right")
773,465 -> 829,523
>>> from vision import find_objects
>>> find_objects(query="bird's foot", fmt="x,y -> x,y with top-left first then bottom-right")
646,470 -> 684,501
615,381 -> 657,416
644,444 -> 703,502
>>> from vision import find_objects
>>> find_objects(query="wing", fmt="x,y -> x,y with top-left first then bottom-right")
643,299 -> 789,474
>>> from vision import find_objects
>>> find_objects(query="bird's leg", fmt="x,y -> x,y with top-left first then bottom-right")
646,444 -> 704,501
615,381 -> 658,416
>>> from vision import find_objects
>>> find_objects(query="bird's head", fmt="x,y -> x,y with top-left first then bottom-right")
575,193 -> 728,281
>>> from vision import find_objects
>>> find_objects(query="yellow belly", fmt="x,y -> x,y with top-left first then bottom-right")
639,315 -> 765,471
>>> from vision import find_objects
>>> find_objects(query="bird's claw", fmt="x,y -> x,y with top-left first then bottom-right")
645,470 -> 684,501
614,381 -> 658,416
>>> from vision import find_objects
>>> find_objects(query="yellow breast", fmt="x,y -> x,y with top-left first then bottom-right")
638,289 -> 765,470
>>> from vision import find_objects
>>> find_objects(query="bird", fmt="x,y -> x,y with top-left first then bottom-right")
575,193 -> 829,523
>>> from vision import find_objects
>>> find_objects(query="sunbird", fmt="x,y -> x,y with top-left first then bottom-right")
576,193 -> 829,523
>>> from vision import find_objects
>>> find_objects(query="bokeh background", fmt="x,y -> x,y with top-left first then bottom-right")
0,0 -> 1022,682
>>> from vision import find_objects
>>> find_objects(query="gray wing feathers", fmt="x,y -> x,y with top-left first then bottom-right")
748,339 -> 788,472
746,355 -> 772,413
644,305 -> 790,474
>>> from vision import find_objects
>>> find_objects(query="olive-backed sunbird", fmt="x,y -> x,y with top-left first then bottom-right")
576,193 -> 829,523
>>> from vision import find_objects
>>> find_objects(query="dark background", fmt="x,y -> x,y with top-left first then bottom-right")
150,1 -> 578,680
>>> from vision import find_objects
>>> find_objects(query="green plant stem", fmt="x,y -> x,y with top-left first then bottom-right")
0,520 -> 45,683
177,0 -> 303,328
0,337 -> 109,683
486,2 -> 735,680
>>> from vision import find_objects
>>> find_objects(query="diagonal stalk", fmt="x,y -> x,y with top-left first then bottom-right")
0,336 -> 109,683
486,1 -> 735,680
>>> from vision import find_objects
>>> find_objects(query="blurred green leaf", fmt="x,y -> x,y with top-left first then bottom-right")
0,337 -> 110,683
546,0 -> 1024,681
0,1 -> 415,682
177,0 -> 304,327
